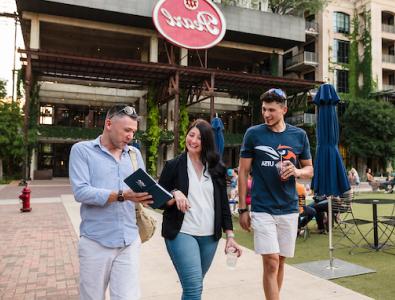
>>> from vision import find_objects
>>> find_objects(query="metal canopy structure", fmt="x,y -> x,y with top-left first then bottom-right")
20,48 -> 320,151
20,49 -> 318,93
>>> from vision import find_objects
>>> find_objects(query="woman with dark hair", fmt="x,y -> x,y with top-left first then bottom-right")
366,168 -> 379,191
159,119 -> 242,300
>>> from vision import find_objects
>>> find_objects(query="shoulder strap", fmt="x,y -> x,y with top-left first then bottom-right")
128,146 -> 138,171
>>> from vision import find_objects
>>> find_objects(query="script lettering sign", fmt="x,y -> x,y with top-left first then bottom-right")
153,0 -> 226,49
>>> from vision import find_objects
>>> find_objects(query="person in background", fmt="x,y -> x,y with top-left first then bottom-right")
366,168 -> 379,191
348,167 -> 359,184
245,173 -> 253,210
348,167 -> 360,193
366,168 -> 374,182
159,119 -> 242,300
229,168 -> 239,207
69,105 -> 153,300
309,195 -> 331,234
230,168 -> 238,191
296,182 -> 316,236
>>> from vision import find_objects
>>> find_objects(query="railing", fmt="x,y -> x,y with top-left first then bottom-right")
38,125 -> 102,140
215,0 -> 269,11
382,24 -> 395,34
382,54 -> 395,64
383,84 -> 395,90
305,21 -> 319,34
285,51 -> 318,68
303,113 -> 316,124
285,113 -> 316,126
37,125 -> 174,144
224,133 -> 244,146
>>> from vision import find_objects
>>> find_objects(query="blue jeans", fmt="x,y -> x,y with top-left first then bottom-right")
165,233 -> 219,300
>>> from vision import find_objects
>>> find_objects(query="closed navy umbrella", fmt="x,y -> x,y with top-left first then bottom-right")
311,83 -> 350,268
211,116 -> 225,158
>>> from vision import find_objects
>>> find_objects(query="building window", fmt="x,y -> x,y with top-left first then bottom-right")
335,69 -> 349,93
389,73 -> 395,85
303,71 -> 315,81
39,106 -> 54,125
389,45 -> 395,56
333,39 -> 349,63
334,12 -> 350,34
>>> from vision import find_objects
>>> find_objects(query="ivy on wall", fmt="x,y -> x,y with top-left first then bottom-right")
146,85 -> 160,176
28,83 -> 40,148
361,10 -> 373,96
16,67 -> 40,180
348,10 -> 373,100
178,90 -> 189,152
270,53 -> 279,76
348,13 -> 360,99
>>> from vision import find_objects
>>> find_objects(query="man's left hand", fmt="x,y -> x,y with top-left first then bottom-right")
124,189 -> 153,206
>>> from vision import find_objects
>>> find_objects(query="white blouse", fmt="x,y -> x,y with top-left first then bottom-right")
180,154 -> 215,236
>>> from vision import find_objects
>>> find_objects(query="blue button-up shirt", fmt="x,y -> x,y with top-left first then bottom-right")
69,136 -> 145,248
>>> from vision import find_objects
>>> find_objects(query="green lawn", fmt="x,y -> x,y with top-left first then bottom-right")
231,191 -> 395,300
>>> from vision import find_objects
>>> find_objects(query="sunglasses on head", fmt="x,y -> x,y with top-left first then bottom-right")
267,88 -> 287,100
109,106 -> 138,119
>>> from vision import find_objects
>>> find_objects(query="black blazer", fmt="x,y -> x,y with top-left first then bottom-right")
158,152 -> 233,240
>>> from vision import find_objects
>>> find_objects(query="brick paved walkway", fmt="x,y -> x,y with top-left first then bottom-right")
0,185 -> 72,201
0,203 -> 79,300
0,179 -> 373,299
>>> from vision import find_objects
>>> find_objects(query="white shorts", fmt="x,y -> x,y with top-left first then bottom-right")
251,212 -> 299,257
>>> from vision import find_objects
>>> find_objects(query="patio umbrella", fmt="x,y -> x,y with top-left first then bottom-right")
211,116 -> 225,158
311,83 -> 350,268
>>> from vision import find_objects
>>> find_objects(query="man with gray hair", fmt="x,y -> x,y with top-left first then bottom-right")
69,104 -> 152,300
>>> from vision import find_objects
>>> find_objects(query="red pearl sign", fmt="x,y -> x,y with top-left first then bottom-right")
153,0 -> 226,50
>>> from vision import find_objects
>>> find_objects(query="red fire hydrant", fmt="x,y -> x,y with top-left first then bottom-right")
19,185 -> 32,212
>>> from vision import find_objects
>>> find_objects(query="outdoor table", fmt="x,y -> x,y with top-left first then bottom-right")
353,198 -> 395,251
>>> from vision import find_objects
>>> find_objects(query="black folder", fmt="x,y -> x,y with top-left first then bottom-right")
124,168 -> 173,209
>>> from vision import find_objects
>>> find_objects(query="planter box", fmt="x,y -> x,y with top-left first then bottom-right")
34,169 -> 53,180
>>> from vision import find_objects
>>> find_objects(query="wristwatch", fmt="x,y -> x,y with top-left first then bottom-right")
117,190 -> 125,202
238,208 -> 249,214
226,232 -> 235,239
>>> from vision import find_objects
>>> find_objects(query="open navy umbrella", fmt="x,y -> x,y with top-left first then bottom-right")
211,116 -> 225,157
311,83 -> 350,268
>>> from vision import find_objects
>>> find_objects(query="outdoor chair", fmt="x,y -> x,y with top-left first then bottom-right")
377,218 -> 395,253
333,190 -> 373,252
379,204 -> 395,222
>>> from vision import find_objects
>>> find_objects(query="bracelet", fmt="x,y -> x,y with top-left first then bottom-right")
226,232 -> 235,239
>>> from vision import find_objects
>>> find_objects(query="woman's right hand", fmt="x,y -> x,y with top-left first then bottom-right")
173,190 -> 191,213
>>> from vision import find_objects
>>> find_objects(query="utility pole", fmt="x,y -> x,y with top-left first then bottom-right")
0,12 -> 19,102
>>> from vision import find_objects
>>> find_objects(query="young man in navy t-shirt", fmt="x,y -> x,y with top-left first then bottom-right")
238,88 -> 313,300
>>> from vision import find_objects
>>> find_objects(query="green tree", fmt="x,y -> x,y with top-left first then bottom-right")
268,0 -> 328,15
340,99 -> 395,167
221,0 -> 327,15
0,100 -> 24,180
0,80 -> 6,99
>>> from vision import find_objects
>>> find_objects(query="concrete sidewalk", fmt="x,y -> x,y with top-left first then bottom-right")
0,181 -> 372,299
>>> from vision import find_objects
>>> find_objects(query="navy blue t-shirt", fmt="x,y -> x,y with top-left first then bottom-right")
240,124 -> 311,215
